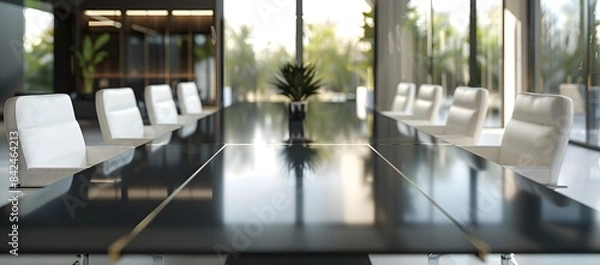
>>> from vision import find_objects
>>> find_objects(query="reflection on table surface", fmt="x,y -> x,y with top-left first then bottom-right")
1,102 -> 599,256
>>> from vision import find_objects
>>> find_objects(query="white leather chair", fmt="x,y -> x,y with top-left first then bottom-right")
415,87 -> 489,145
3,94 -> 131,187
177,82 -> 206,115
387,84 -> 443,126
460,93 -> 574,186
145,84 -> 199,126
387,82 -> 417,114
96,88 -> 179,146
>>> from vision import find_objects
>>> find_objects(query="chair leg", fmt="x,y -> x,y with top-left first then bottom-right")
500,253 -> 518,265
427,253 -> 443,265
76,254 -> 89,265
152,254 -> 165,265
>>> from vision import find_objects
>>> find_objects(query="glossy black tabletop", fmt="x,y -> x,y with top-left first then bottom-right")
2,102 -> 600,258
175,102 -> 444,145
121,145 -> 479,255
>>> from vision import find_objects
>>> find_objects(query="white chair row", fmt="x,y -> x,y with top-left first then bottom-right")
382,83 -> 444,125
4,82 -> 209,187
96,82 -> 209,145
415,86 -> 489,145
383,82 -> 574,186
4,95 -> 131,187
383,83 -> 488,144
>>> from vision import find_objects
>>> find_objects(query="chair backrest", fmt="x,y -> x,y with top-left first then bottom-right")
145,84 -> 178,125
4,94 -> 86,168
412,84 -> 443,121
177,81 -> 203,115
391,82 -> 416,113
96,88 -> 144,141
443,87 -> 489,142
499,93 -> 573,184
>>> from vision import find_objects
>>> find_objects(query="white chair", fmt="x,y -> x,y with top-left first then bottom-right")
223,86 -> 233,107
415,87 -> 489,145
386,84 -> 443,126
387,82 -> 417,114
145,84 -> 198,125
96,88 -> 179,146
177,82 -> 206,115
460,93 -> 574,186
3,94 -> 131,187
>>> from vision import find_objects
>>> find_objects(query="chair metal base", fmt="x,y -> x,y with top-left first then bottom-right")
75,254 -> 89,265
501,253 -> 519,265
427,253 -> 443,265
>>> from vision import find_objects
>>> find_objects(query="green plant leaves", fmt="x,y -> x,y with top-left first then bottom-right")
272,62 -> 323,102
93,51 -> 108,64
83,36 -> 93,61
75,33 -> 110,94
93,33 -> 110,51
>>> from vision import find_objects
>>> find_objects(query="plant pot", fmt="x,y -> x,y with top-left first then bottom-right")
288,119 -> 306,140
289,101 -> 307,121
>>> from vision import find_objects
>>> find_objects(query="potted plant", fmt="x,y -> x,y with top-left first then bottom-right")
75,33 -> 110,97
272,62 -> 323,120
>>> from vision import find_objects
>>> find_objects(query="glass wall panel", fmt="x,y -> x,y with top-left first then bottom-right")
431,0 -> 470,97
590,0 -> 600,145
193,34 -> 217,102
403,0 -> 430,87
303,0 -> 373,101
80,10 -> 216,103
477,1 -> 502,127
23,0 -> 53,92
83,10 -> 123,93
224,0 -> 296,103
376,0 -> 502,128
539,0 -> 587,142
375,0 -> 427,110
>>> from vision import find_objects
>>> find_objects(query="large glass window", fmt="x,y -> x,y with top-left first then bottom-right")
403,1 -> 430,86
477,1 -> 502,127
539,0 -> 587,143
590,0 -> 600,146
431,0 -> 470,95
224,0 -> 374,103
23,0 -> 53,92
303,0 -> 373,101
224,0 -> 296,103
387,0 -> 502,127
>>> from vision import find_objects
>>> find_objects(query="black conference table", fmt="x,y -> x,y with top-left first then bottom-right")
2,102 -> 600,265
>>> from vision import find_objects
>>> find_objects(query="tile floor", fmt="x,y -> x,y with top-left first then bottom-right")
0,123 -> 599,264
